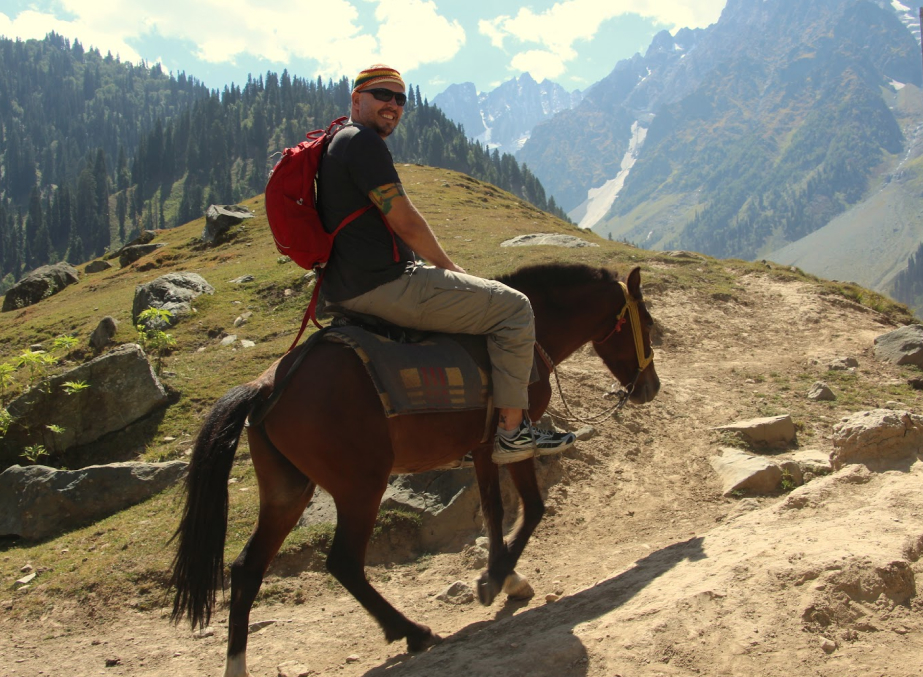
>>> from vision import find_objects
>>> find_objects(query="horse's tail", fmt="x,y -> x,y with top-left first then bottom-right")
169,382 -> 262,629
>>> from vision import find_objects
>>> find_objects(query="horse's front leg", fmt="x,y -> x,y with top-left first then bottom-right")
472,448 -> 540,605
498,460 -> 545,598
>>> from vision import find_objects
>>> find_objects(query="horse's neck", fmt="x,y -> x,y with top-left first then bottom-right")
535,307 -> 604,366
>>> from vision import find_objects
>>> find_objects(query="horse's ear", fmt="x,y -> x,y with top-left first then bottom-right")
627,266 -> 642,298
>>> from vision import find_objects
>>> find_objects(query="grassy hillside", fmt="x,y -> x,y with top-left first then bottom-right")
0,164 -> 914,620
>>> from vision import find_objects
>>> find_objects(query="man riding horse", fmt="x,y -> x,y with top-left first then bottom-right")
317,64 -> 576,464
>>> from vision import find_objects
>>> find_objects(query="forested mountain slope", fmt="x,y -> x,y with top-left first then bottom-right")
0,34 -> 567,293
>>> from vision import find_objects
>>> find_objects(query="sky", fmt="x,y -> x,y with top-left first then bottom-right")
0,0 -> 727,98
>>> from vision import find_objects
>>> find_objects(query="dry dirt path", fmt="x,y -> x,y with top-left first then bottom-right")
2,271 -> 922,677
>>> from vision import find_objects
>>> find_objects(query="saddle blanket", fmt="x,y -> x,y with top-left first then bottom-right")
323,325 -> 490,417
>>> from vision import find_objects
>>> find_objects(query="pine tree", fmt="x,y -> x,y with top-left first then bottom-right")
92,148 -> 110,254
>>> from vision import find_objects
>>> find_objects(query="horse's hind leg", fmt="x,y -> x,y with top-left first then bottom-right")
225,426 -> 315,677
474,455 -> 544,606
326,487 -> 439,653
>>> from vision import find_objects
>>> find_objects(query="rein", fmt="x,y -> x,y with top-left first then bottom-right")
538,281 -> 653,425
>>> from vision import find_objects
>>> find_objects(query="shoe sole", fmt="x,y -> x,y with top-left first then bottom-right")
535,437 -> 577,456
491,447 -> 536,464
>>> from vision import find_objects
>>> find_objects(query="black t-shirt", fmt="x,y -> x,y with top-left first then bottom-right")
317,124 -> 415,302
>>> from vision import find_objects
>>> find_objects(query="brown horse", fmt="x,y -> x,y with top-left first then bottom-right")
169,262 -> 660,677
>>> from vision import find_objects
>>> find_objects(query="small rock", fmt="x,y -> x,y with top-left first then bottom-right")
193,626 -> 214,639
105,658 -> 121,667
20,564 -> 33,573
163,436 -> 176,442
345,655 -> 360,664
277,662 -> 312,677
248,619 -> 278,632
827,357 -> 858,371
284,288 -> 294,297
220,335 -> 237,346
545,593 -> 560,603
885,401 -> 908,410
240,340 -> 256,349
436,581 -> 475,605
909,377 -> 923,390
89,316 -> 119,350
14,572 -> 36,586
575,426 -> 597,441
807,382 -> 835,401
552,581 -> 564,595
820,637 -> 837,654
230,275 -> 254,284
462,543 -> 488,569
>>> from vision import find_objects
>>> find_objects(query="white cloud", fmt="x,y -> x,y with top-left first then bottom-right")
510,49 -> 567,81
480,0 -> 724,80
0,0 -> 463,83
373,0 -> 466,71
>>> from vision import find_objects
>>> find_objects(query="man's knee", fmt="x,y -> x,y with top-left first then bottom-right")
492,283 -> 533,328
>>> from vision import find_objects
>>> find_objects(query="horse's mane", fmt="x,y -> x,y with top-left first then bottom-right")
494,262 -> 619,294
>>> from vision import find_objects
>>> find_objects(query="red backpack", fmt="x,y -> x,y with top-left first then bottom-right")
265,116 -> 396,349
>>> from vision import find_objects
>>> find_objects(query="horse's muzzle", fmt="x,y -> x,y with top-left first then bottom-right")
629,367 -> 660,404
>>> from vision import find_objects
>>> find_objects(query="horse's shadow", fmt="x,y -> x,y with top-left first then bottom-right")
364,536 -> 706,676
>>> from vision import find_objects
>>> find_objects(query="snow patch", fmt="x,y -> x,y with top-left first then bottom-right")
892,0 -> 910,11
890,79 -> 906,91
577,120 -> 649,230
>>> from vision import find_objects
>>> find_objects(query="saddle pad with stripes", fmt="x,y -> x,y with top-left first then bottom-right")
323,325 -> 490,417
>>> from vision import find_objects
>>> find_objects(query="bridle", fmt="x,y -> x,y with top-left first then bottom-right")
538,281 -> 654,424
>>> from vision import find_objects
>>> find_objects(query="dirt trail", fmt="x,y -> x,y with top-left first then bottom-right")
2,270 -> 922,677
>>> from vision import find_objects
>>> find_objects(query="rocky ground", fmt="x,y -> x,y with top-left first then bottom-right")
2,266 -> 922,677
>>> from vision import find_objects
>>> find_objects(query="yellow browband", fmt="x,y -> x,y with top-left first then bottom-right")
615,281 -> 654,372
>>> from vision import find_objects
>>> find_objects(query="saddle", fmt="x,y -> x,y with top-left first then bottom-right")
323,305 -> 492,417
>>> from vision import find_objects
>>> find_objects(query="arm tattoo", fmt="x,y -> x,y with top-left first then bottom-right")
369,183 -> 406,215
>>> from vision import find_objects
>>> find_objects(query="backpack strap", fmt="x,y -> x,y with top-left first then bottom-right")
287,203 -> 400,352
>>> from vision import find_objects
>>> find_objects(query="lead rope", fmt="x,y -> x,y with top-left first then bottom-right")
535,343 -> 634,426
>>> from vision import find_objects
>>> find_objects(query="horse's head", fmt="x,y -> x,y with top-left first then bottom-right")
591,267 -> 660,404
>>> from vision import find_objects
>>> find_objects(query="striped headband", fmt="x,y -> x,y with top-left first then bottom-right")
353,65 -> 405,93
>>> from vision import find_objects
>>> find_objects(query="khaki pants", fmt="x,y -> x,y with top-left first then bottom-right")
335,266 -> 534,409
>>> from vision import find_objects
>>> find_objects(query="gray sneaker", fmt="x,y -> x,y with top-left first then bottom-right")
492,422 -> 577,465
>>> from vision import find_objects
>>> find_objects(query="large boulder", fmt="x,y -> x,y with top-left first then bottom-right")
106,230 -> 157,260
119,243 -> 165,268
714,414 -> 796,446
132,272 -> 214,327
710,448 -> 784,496
286,455 -> 565,571
0,461 -> 187,540
1,262 -> 79,312
874,325 -> 923,367
84,260 -> 113,274
0,344 -> 169,464
500,233 -> 599,248
831,409 -> 923,470
202,204 -> 254,244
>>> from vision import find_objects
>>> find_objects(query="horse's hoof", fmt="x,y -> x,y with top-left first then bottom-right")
502,571 -> 535,600
477,571 -> 503,606
406,625 -> 441,653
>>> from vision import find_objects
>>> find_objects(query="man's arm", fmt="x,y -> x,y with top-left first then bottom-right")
369,183 -> 465,274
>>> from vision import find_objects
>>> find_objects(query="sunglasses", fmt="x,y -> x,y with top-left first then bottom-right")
362,88 -> 407,107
